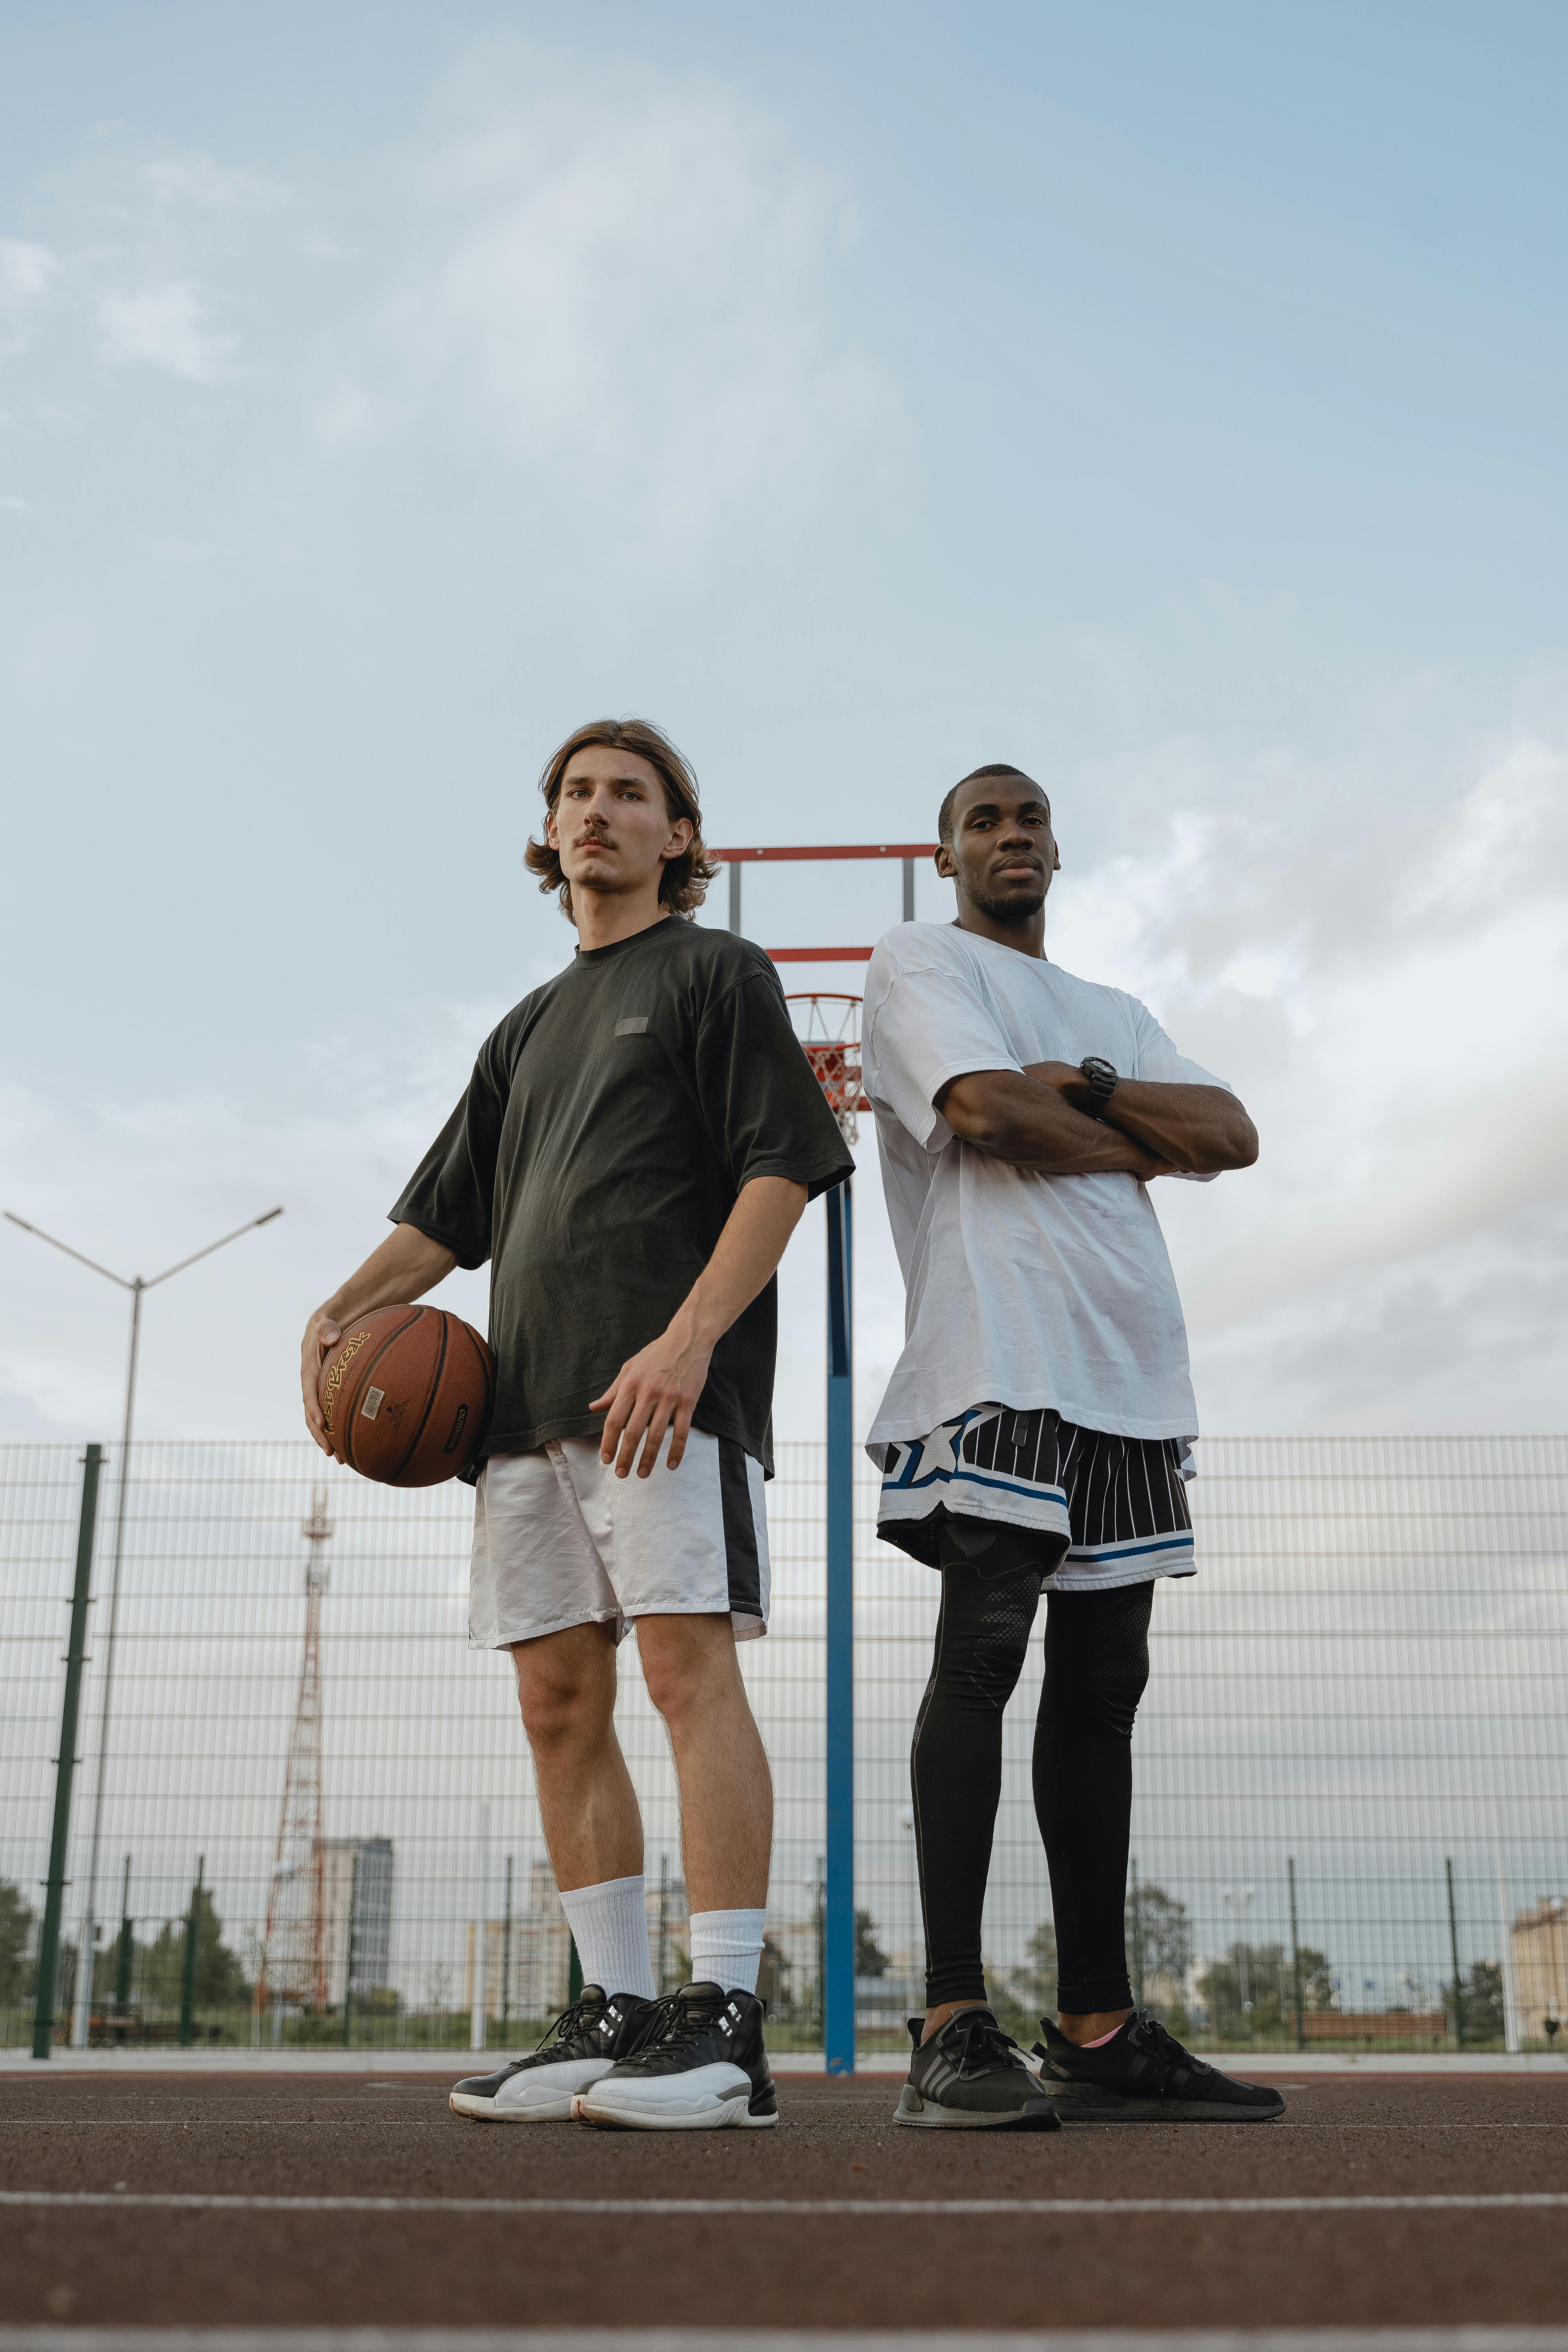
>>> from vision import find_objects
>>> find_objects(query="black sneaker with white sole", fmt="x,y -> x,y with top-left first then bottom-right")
893,2005 -> 1060,2130
449,1986 -> 656,2122
573,1981 -> 778,2131
1035,2010 -> 1286,2122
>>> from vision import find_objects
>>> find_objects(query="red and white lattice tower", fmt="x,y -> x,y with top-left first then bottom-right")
258,1490 -> 332,2012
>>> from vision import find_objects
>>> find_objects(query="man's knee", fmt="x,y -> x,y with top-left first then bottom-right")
929,1565 -> 1040,1714
1079,1657 -> 1149,1741
638,1614 -> 738,1731
512,1626 -> 617,1751
1046,1584 -> 1153,1741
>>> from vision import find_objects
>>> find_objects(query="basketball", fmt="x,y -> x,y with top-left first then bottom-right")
318,1304 -> 494,1487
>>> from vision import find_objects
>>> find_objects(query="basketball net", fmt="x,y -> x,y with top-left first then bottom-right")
787,993 -> 868,1145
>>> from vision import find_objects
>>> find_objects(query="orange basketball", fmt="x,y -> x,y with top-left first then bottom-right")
318,1304 -> 494,1487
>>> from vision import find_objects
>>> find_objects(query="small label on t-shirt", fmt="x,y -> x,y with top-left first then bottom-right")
360,1386 -> 384,1419
615,1016 -> 649,1035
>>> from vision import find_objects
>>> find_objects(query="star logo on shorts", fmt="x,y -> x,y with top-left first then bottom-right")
918,1419 -> 964,1480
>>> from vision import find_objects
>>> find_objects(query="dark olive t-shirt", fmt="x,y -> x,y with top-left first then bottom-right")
390,916 -> 854,1472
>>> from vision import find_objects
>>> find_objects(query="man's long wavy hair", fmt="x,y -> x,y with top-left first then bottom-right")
525,717 -> 718,923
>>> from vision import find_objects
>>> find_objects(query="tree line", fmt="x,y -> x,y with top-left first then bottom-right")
0,1876 -> 249,2019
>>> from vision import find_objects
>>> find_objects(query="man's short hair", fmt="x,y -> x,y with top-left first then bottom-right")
937,763 -> 1044,847
525,716 -> 718,922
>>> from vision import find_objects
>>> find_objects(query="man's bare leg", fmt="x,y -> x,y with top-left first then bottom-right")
447,1624 -> 647,2120
567,1611 -> 779,2131
920,1997 -> 990,2045
637,1613 -> 771,1909
511,1620 -> 642,1890
1057,2005 -> 1133,2045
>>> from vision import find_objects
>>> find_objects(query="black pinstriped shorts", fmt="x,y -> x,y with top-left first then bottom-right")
876,1404 -> 1195,1593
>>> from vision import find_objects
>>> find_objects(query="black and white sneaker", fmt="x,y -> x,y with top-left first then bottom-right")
893,2006 -> 1060,2130
572,1981 -> 779,2131
1035,2010 -> 1286,2122
449,1986 -> 656,2122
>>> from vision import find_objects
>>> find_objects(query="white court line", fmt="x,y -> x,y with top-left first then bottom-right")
4,2190 -> 1568,2216
4,2331 -> 1568,2352
11,2119 -> 1568,2131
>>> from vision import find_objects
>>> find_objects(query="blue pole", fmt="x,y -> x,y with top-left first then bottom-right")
823,1179 -> 855,2075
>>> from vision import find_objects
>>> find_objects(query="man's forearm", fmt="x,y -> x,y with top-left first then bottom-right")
937,1070 -> 1169,1178
1045,1072 -> 1257,1174
302,1222 -> 459,1453
674,1176 -> 810,1346
591,1174 -> 810,1476
321,1223 -> 459,1322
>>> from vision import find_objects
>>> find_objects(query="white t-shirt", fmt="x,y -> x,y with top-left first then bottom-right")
862,921 -> 1228,1459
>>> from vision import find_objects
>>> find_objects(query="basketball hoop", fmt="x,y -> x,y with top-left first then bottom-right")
787,993 -> 869,1145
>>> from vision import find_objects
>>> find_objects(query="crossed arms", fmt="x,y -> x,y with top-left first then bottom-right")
934,1062 -> 1258,1180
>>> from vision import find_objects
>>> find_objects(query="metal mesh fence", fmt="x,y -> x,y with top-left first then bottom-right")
4,1436 -> 1566,2055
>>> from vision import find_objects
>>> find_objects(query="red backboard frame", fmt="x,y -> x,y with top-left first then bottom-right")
711,841 -> 938,961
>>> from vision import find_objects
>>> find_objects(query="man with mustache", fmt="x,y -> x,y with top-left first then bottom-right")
301,718 -> 852,2129
863,763 -> 1281,2128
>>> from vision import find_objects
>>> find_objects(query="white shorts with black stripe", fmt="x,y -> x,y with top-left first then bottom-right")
470,1429 -> 769,1649
875,1405 -> 1195,1593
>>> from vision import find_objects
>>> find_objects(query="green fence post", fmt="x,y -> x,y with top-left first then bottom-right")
33,1445 -> 104,2062
114,1856 -> 134,2010
179,1857 -> 204,2047
1446,1856 -> 1466,2049
499,1856 -> 513,2037
1287,1856 -> 1305,2051
342,1851 -> 358,2047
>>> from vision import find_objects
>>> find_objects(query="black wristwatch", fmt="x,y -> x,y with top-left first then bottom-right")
1079,1055 -> 1119,1115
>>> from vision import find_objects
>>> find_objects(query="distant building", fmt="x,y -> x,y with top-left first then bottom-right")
320,1838 -> 393,2006
1511,1897 -> 1567,2041
465,1859 -> 571,2020
463,1857 -> 697,2020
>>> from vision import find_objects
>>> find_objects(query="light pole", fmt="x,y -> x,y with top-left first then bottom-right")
5,1203 -> 283,2044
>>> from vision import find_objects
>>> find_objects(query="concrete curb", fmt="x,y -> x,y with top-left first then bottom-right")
5,2046 -> 1565,2076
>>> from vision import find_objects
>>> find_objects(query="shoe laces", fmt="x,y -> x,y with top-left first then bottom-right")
633,1987 -> 728,2056
1125,2009 -> 1213,2078
537,1993 -> 602,2054
943,2008 -> 1024,2078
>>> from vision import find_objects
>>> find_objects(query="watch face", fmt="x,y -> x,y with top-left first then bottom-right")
1083,1057 -> 1116,1082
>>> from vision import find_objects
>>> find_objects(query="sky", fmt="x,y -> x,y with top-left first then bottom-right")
3,0 -> 1567,1447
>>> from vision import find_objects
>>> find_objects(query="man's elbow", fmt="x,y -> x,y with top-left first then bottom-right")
1218,1116 -> 1259,1172
944,1099 -> 1018,1156
1180,1114 -> 1258,1176
937,1080 -> 1003,1152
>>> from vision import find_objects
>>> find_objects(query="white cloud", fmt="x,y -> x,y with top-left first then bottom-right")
0,238 -> 58,355
1044,732 -> 1568,1431
5,731 -> 1565,1446
142,153 -> 289,216
0,149 -> 277,390
314,47 -> 908,559
97,280 -> 238,382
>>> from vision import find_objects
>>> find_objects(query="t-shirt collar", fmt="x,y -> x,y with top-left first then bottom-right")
573,913 -> 683,966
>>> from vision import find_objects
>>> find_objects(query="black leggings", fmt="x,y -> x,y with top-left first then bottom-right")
911,1529 -> 1153,2013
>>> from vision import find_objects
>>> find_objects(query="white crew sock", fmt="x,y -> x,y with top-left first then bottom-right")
557,1874 -> 657,2003
688,1906 -> 767,1997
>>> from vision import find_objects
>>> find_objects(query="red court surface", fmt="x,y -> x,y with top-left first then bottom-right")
3,2068 -> 1567,2335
